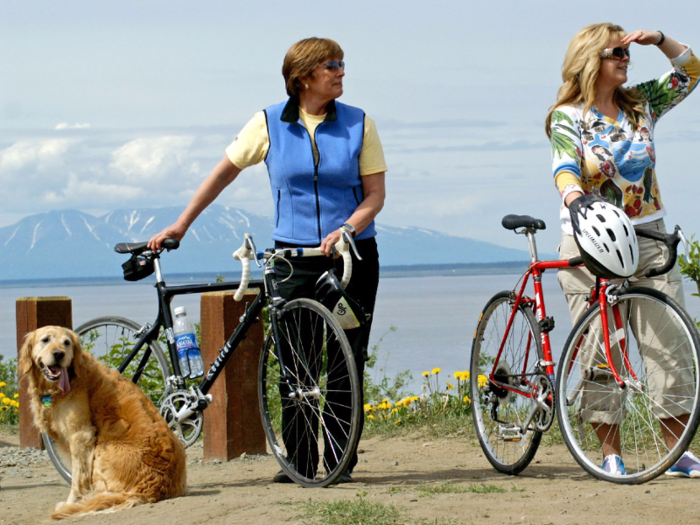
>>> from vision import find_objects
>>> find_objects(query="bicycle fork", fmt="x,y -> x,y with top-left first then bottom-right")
566,282 -> 639,408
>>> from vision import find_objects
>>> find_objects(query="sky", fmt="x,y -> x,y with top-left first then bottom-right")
1,1 -> 699,253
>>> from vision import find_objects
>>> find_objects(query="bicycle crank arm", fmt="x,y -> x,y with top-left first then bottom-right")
169,394 -> 213,425
519,405 -> 540,435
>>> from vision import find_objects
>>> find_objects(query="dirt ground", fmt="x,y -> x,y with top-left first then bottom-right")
2,427 -> 700,525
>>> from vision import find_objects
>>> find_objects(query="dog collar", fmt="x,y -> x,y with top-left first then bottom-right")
42,395 -> 52,407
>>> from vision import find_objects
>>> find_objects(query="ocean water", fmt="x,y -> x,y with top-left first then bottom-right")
3,272 -> 699,392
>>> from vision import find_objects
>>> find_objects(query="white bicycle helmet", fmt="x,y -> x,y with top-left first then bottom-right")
569,194 -> 639,278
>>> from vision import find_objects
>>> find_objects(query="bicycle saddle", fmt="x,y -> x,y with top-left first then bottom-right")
114,238 -> 180,255
501,215 -> 546,231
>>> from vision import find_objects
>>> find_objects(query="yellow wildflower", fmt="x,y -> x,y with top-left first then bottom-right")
368,415 -> 375,420
432,367 -> 441,375
446,381 -> 454,391
363,404 -> 374,412
11,401 -> 19,408
478,374 -> 488,387
391,408 -> 398,414
0,381 -> 6,388
14,393 -> 19,399
463,371 -> 470,381
422,371 -> 430,377
0,392 -> 5,399
2,398 -> 10,405
395,419 -> 402,425
463,395 -> 471,403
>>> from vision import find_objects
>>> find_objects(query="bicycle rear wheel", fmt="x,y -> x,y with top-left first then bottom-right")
258,298 -> 361,488
42,316 -> 172,484
470,291 -> 546,475
556,287 -> 700,484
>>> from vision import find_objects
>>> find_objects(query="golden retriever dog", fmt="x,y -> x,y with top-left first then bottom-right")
20,326 -> 186,520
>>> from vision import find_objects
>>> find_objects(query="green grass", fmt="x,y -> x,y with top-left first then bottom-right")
418,482 -> 506,497
300,497 -> 459,525
301,498 -> 403,525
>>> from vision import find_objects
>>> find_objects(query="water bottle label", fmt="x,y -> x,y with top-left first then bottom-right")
334,297 -> 360,330
176,333 -> 198,351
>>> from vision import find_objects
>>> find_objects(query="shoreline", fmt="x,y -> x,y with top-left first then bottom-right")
0,261 -> 531,289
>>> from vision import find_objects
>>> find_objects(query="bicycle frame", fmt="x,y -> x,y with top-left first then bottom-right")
489,227 -> 634,405
118,256 -> 270,396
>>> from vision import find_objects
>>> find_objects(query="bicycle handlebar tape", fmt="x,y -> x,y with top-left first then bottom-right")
335,234 -> 353,289
232,236 -> 254,301
635,226 -> 681,278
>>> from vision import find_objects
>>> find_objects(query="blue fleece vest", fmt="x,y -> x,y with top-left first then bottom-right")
264,99 -> 376,245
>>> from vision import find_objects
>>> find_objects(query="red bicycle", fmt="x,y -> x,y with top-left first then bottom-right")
470,214 -> 700,484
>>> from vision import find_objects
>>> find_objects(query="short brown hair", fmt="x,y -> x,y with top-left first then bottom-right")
282,37 -> 344,97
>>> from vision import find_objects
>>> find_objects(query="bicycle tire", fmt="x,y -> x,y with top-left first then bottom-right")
556,286 -> 700,484
470,290 -> 545,475
42,316 -> 172,484
258,298 -> 361,488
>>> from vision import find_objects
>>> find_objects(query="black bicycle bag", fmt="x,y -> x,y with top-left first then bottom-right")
121,254 -> 155,282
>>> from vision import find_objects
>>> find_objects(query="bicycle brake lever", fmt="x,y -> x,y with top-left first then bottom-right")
677,227 -> 690,261
245,234 -> 261,268
342,230 -> 363,261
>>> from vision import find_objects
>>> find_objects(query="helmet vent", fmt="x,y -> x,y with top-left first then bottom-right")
603,243 -> 610,253
623,224 -> 629,236
629,245 -> 636,264
596,214 -> 607,222
617,250 -> 624,268
612,209 -> 621,218
592,226 -> 601,236
607,229 -> 617,242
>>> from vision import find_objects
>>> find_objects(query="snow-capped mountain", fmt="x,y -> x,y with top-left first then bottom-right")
0,205 -> 530,280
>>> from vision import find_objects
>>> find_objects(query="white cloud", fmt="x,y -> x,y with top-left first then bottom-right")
55,122 -> 91,130
0,138 -> 78,178
109,136 -> 198,185
42,173 -> 146,205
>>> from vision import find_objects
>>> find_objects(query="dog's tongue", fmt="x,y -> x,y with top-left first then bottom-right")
58,367 -> 70,395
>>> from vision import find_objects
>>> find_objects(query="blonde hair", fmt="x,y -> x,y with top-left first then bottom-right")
545,22 -> 645,138
282,37 -> 344,97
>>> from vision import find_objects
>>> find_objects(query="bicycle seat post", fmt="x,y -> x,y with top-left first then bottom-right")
524,229 -> 539,263
153,257 -> 165,284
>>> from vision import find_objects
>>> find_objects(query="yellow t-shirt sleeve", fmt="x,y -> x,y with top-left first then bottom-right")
225,110 -> 387,175
225,111 -> 269,170
360,116 -> 387,175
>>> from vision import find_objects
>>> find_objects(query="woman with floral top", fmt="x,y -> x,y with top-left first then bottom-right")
547,23 -> 700,477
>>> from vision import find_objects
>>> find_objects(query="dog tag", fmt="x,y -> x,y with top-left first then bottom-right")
42,395 -> 52,407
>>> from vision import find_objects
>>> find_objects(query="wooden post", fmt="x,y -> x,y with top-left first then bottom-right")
16,296 -> 73,450
200,291 -> 266,461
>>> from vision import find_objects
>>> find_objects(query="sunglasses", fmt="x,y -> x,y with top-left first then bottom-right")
599,47 -> 631,60
321,60 -> 345,71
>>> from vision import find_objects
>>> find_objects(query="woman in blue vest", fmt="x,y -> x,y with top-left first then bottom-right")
149,37 -> 387,484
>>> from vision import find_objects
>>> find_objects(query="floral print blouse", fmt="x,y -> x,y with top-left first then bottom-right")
550,46 -> 700,234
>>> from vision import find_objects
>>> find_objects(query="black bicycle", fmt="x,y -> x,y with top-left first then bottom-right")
42,234 -> 363,488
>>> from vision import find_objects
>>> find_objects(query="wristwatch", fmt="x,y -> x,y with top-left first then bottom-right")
341,223 -> 356,237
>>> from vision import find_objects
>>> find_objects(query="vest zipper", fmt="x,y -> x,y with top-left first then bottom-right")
311,125 -> 323,243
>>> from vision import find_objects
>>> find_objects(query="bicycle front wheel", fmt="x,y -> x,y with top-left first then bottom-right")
258,298 -> 361,488
470,291 -> 546,475
43,316 -> 172,484
556,287 -> 700,484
